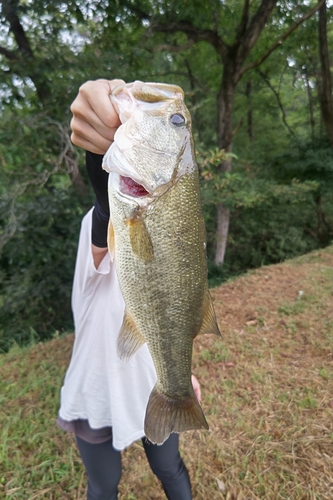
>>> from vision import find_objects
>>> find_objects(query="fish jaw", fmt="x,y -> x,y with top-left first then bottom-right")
102,81 -> 195,195
111,80 -> 185,116
108,172 -> 155,210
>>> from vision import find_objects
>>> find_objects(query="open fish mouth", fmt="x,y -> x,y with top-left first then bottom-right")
119,176 -> 149,198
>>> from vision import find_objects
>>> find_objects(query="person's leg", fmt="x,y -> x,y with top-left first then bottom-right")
142,434 -> 192,500
76,436 -> 122,500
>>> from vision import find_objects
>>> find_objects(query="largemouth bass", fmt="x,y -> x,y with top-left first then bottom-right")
102,81 -> 220,444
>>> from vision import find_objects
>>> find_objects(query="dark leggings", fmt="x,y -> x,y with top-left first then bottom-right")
76,433 -> 192,500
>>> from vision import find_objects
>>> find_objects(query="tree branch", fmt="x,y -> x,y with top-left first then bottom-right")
257,69 -> 297,138
240,0 -> 326,78
1,0 -> 34,58
234,0 -> 250,43
152,41 -> 194,53
0,45 -> 18,60
151,20 -> 228,59
0,0 -> 52,104
231,118 -> 244,139
237,0 -> 278,60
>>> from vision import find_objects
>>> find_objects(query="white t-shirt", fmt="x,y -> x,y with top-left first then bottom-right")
58,208 -> 157,450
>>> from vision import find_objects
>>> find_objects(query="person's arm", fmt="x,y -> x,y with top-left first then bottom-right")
86,151 -> 109,269
70,79 -> 125,268
92,245 -> 109,269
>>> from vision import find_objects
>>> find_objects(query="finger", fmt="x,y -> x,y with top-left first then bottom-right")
71,113 -> 117,144
71,131 -> 111,155
71,134 -> 105,155
79,79 -> 124,130
70,79 -> 126,152
71,100 -> 118,145
97,78 -> 126,94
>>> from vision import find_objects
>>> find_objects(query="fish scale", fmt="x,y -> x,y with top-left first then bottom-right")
103,81 -> 221,444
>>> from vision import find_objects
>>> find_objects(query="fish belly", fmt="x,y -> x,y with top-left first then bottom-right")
109,170 -> 209,443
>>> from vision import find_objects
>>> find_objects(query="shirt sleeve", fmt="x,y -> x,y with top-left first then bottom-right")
71,209 -> 111,315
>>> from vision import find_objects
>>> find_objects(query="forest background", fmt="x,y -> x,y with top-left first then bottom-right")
0,0 -> 332,351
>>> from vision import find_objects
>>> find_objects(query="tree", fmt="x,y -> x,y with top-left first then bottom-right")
0,0 -> 332,347
318,0 -> 333,145
1,0 -> 326,265
143,0 -> 326,263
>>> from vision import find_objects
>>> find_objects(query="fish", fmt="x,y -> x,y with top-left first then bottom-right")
102,80 -> 221,445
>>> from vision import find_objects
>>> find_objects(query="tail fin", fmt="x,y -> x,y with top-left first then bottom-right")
144,386 -> 209,445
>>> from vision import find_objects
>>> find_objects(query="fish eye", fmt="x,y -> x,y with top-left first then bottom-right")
170,113 -> 185,127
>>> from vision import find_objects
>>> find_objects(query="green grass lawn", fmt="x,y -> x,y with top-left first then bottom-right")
1,247 -> 333,499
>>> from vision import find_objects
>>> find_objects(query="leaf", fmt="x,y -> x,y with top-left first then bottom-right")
217,479 -> 226,492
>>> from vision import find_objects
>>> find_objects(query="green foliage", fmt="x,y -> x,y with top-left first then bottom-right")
197,141 -> 331,278
198,147 -> 318,209
0,190 -> 83,352
0,109 -> 90,351
270,139 -> 333,246
271,139 -> 333,185
224,200 -> 321,275
0,0 -> 332,343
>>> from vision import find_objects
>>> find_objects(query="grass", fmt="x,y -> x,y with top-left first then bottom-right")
1,246 -> 333,499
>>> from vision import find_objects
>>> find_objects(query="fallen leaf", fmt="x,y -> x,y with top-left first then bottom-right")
225,362 -> 235,368
273,429 -> 282,439
217,479 -> 226,492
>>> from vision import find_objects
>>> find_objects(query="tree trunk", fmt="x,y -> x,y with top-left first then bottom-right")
215,204 -> 230,265
1,0 -> 51,103
318,1 -> 333,146
215,64 -> 237,265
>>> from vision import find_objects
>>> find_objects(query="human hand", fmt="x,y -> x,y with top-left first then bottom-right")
191,374 -> 202,404
70,78 -> 125,154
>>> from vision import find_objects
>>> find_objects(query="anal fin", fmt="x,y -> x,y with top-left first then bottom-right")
198,290 -> 221,337
117,310 -> 146,361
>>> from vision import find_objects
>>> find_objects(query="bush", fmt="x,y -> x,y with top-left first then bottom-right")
0,188 -> 84,352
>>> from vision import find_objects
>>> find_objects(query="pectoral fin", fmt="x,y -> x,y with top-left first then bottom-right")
127,213 -> 154,262
107,221 -> 115,262
117,310 -> 146,361
197,290 -> 221,337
